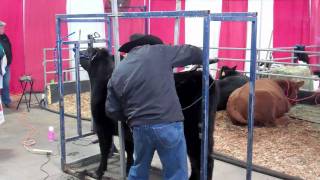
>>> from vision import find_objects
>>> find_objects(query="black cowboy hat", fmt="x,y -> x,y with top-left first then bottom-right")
118,34 -> 163,53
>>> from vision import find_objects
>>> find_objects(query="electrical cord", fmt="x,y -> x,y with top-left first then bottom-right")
19,110 -> 57,179
40,154 -> 51,180
20,110 -> 38,151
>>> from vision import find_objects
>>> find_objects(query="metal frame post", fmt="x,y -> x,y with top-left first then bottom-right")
74,42 -> 82,136
174,0 -> 181,45
143,5 -> 149,34
246,19 -> 258,180
200,15 -> 211,180
209,12 -> 257,180
106,17 -> 113,52
56,17 -> 66,171
110,0 -> 126,179
43,48 -> 48,106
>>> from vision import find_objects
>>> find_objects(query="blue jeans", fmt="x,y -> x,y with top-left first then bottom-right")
2,66 -> 11,105
128,121 -> 188,180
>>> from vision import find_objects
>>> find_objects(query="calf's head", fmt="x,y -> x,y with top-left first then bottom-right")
79,48 -> 115,78
219,65 -> 239,80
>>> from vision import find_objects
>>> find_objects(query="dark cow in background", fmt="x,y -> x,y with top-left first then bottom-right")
80,48 -> 218,180
216,65 -> 249,110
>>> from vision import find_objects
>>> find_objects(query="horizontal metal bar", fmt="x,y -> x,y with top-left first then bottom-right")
62,39 -> 107,45
44,46 -> 105,52
207,45 -> 317,51
206,46 -> 320,53
44,47 -> 71,51
45,59 -> 73,62
58,80 -> 79,84
211,16 -> 256,22
105,5 -> 146,10
216,56 -> 296,62
209,46 -> 320,54
216,57 -> 320,68
66,132 -> 95,142
267,57 -> 296,61
211,68 -> 320,81
309,54 -> 320,57
210,12 -> 257,17
217,57 -> 295,62
59,12 -> 258,23
56,10 -> 210,20
57,13 -> 112,19
217,57 -> 296,62
306,45 -> 320,48
260,49 -> 320,54
257,72 -> 320,81
65,19 -> 107,23
46,69 -> 85,74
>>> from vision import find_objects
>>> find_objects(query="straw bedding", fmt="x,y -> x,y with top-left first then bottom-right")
49,93 -> 320,179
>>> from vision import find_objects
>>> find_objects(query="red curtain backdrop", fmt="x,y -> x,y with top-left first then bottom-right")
150,0 -> 185,45
218,0 -> 248,71
309,0 -> 320,73
24,0 -> 68,92
3,0 -> 319,93
273,0 -> 310,61
0,0 -> 25,94
104,0 -> 147,46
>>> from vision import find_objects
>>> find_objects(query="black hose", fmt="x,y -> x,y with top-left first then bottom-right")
211,152 -> 303,180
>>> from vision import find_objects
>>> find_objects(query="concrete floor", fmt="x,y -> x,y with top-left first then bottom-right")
0,104 -> 281,180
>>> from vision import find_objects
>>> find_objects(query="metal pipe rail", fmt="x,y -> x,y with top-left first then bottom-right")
211,67 -> 320,81
62,39 -> 107,45
56,10 -> 210,20
208,46 -> 320,54
45,58 -> 74,62
46,69 -> 85,74
257,72 -> 320,81
215,58 -> 320,68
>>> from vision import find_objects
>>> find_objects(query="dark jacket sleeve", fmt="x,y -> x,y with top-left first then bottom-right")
105,80 -> 126,122
165,45 -> 203,67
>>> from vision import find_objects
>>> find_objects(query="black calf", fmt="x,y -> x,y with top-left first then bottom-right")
80,49 -> 133,179
174,71 -> 218,180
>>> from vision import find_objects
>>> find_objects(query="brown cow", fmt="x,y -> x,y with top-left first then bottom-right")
226,79 -> 304,126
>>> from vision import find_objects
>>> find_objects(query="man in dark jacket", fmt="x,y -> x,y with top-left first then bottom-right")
0,21 -> 12,108
105,34 -> 203,180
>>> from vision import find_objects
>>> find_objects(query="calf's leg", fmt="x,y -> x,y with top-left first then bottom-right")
125,138 -> 134,174
94,125 -> 113,179
184,121 -> 201,180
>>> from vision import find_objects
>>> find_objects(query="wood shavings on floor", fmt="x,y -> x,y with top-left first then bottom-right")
48,92 -> 91,119
214,111 -> 320,180
49,93 -> 320,179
